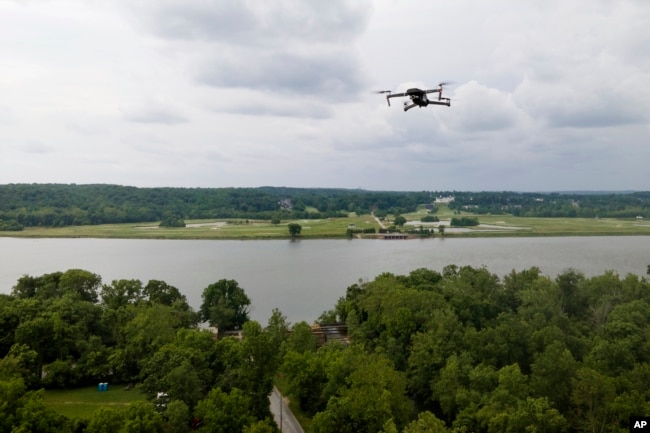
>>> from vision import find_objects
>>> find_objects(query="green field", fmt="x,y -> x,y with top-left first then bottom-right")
43,386 -> 147,419
2,205 -> 650,239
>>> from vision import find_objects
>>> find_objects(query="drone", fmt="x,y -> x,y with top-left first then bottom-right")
375,82 -> 452,112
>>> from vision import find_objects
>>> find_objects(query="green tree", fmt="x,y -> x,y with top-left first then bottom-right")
0,378 -> 72,433
56,269 -> 102,302
529,341 -> 577,410
123,401 -> 164,432
571,367 -> 617,433
200,279 -> 251,331
159,211 -> 186,228
11,272 -> 62,300
403,411 -> 449,433
286,321 -> 319,354
165,361 -> 203,411
101,279 -> 143,310
143,280 -> 186,306
311,351 -> 413,433
194,387 -> 255,433
165,400 -> 190,433
288,222 -> 302,238
238,321 -> 281,419
394,215 -> 407,227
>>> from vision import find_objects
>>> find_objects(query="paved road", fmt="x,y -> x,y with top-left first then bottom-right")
269,387 -> 304,433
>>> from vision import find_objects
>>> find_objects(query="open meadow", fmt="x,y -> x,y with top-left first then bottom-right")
2,205 -> 650,239
43,386 -> 147,419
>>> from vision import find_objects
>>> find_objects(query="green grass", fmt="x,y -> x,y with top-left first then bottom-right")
43,385 -> 147,419
2,205 -> 650,239
401,205 -> 650,237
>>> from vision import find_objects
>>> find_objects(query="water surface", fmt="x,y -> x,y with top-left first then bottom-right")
1,237 -> 648,324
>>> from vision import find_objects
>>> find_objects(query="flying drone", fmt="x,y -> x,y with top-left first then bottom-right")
375,82 -> 452,111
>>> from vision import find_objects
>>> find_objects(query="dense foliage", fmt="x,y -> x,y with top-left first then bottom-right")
0,184 -> 433,228
447,191 -> 650,218
285,266 -> 650,432
0,270 -> 285,432
450,217 -> 479,227
2,265 -> 650,432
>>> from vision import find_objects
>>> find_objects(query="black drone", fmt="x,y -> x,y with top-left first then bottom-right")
376,82 -> 452,111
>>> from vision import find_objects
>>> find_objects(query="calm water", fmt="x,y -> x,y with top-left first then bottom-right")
1,237 -> 648,324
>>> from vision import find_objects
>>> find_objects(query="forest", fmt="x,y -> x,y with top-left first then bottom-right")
0,184 -> 431,229
1,265 -> 650,432
0,184 -> 649,230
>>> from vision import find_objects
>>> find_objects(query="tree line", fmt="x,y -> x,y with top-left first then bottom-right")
2,185 -> 648,231
448,191 -> 650,218
2,264 -> 650,431
0,184 -> 432,228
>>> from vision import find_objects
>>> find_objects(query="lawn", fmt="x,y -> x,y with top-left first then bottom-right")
43,385 -> 147,419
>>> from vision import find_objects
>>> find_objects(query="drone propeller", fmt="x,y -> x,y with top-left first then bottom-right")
438,81 -> 455,87
373,90 -> 393,106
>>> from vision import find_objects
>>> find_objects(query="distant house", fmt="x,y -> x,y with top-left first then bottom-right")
278,199 -> 292,210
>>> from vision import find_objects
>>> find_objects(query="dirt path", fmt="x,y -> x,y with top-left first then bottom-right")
373,213 -> 386,230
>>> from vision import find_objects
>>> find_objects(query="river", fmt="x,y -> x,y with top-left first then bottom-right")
1,237 -> 648,324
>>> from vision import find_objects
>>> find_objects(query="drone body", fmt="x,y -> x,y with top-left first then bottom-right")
376,82 -> 451,111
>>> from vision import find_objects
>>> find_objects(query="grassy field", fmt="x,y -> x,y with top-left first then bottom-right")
402,205 -> 650,237
2,205 -> 650,239
43,385 -> 147,419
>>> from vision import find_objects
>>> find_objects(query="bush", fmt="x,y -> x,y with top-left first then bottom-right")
421,215 -> 439,222
450,217 -> 479,227
0,219 -> 24,231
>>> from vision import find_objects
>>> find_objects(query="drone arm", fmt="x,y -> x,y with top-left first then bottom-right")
386,92 -> 406,107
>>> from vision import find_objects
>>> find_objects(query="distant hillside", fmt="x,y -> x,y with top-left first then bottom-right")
0,184 -> 648,229
0,184 -> 432,228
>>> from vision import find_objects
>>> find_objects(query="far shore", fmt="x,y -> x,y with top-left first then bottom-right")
2,214 -> 650,240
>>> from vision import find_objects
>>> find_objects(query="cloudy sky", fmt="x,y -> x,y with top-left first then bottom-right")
1,0 -> 649,191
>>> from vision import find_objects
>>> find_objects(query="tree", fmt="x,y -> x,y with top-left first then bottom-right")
311,351 -> 414,433
571,367 -> 617,433
143,280 -> 187,306
101,279 -> 143,310
286,321 -> 319,354
403,411 -> 449,433
394,215 -> 407,227
165,400 -> 191,433
194,387 -> 255,433
200,279 -> 251,331
288,222 -> 302,238
58,269 -> 102,303
159,211 -> 186,228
